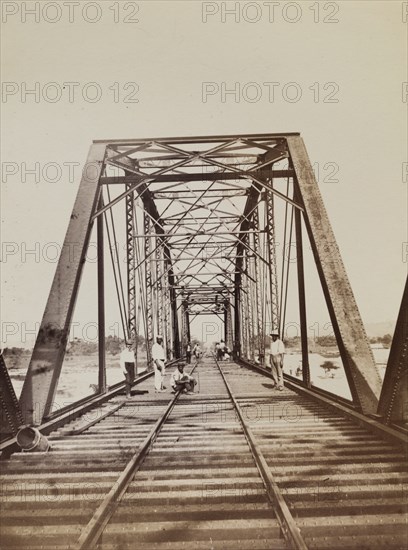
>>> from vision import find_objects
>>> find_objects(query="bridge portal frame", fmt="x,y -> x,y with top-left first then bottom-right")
18,133 -> 383,427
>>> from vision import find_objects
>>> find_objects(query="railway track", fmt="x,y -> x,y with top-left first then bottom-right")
0,357 -> 407,549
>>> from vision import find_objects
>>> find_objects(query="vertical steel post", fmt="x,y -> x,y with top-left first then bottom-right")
224,302 -> 228,344
294,186 -> 310,387
234,277 -> 242,358
265,189 -> 280,332
181,300 -> 185,351
97,196 -> 106,393
181,299 -> 189,355
252,208 -> 264,365
240,242 -> 248,359
156,239 -> 164,338
246,239 -> 255,361
126,186 -> 137,378
240,288 -> 247,359
144,211 -> 154,370
163,271 -> 172,360
226,301 -> 233,351
170,283 -> 180,358
186,309 -> 191,344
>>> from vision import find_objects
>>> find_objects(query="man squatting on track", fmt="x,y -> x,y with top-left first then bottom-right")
152,334 -> 166,393
170,362 -> 197,394
268,330 -> 285,391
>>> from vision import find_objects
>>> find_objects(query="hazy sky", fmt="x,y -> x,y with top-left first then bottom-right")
1,0 -> 407,347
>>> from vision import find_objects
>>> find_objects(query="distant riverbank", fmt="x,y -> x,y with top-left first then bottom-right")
6,353 -> 147,410
5,346 -> 388,406
283,346 -> 388,400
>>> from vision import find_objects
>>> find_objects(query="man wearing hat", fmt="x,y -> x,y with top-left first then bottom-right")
269,330 -> 285,391
152,334 -> 166,392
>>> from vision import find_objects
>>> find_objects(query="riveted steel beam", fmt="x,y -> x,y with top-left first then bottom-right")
144,212 -> 154,370
100,170 -> 293,185
0,353 -> 23,438
126,185 -> 136,345
97,196 -> 106,393
265,189 -> 280,332
287,136 -> 382,414
252,207 -> 264,364
19,143 -> 106,425
294,187 -> 310,388
156,239 -> 164,338
377,276 -> 408,424
94,131 -> 300,145
246,245 -> 255,361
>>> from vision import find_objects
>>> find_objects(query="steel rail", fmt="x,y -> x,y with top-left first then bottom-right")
65,402 -> 128,437
3,357 -> 406,549
238,357 -> 408,446
214,356 -> 309,550
1,358 -> 177,455
74,361 -> 199,550
0,370 -> 157,457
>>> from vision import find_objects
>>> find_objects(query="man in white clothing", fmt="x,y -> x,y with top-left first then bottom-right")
120,342 -> 135,398
269,331 -> 285,391
192,343 -> 201,361
152,335 -> 166,392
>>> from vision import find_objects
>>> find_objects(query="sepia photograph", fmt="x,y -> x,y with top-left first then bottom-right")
1,1 -> 407,548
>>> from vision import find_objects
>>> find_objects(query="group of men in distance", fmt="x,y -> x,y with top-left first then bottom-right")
185,341 -> 201,364
215,340 -> 231,361
120,330 -> 286,396
120,335 -> 197,397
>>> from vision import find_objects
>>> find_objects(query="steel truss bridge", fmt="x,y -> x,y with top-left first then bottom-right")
0,133 -> 407,549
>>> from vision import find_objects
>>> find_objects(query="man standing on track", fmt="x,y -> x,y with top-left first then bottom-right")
215,342 -> 221,360
186,341 -> 192,364
152,335 -> 166,393
120,342 -> 135,398
192,343 -> 201,361
218,340 -> 226,360
269,331 -> 285,391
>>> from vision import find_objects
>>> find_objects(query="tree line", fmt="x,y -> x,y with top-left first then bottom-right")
2,335 -> 147,358
2,332 -> 392,359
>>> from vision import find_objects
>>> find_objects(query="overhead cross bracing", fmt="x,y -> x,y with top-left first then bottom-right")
15,133 -> 393,430
108,145 -> 286,281
98,134 -> 291,366
98,135 -> 300,388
